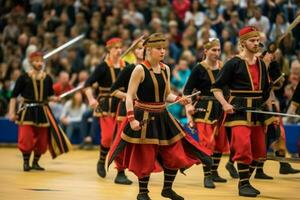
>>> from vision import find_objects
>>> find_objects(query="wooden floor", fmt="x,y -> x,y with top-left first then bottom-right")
0,147 -> 300,200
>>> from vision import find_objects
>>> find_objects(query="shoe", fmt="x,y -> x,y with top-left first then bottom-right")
204,176 -> 215,189
114,171 -> 133,185
137,193 -> 151,200
161,189 -> 184,200
238,184 -> 257,197
31,162 -> 45,171
23,161 -> 31,172
280,163 -> 300,174
225,162 -> 239,178
97,161 -> 106,178
211,171 -> 227,182
254,171 -> 273,179
249,184 -> 260,195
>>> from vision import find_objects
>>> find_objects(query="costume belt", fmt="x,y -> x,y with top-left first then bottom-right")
134,101 -> 166,112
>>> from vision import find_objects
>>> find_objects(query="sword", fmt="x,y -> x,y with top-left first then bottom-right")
267,155 -> 300,163
43,34 -> 85,60
244,109 -> 300,118
59,83 -> 84,99
168,91 -> 201,106
120,34 -> 145,58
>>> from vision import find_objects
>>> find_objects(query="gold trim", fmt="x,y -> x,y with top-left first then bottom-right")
167,112 -> 186,137
149,70 -> 160,102
161,69 -> 168,101
246,98 -> 252,123
204,101 -> 213,121
39,77 -> 44,101
194,118 -> 217,124
258,59 -> 262,90
117,116 -> 126,121
230,90 -> 262,93
141,111 -> 149,139
16,121 -> 50,127
32,77 -> 39,101
20,107 -> 27,122
121,131 -> 184,145
245,61 -> 255,90
109,67 -> 116,83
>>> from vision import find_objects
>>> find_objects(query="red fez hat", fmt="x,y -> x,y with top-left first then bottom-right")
29,51 -> 44,61
239,26 -> 260,41
106,37 -> 122,47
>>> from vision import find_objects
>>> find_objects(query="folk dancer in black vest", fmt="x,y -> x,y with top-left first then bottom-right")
8,51 -> 71,171
84,38 -> 132,184
109,33 -> 212,200
212,26 -> 273,197
184,38 -> 229,188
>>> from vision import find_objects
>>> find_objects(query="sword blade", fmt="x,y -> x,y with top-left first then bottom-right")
245,109 -> 300,118
43,34 -> 85,60
59,84 -> 84,99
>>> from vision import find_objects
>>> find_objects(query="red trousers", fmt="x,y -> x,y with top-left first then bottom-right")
18,125 -> 49,154
196,122 -> 229,155
231,126 -> 266,164
99,116 -> 116,148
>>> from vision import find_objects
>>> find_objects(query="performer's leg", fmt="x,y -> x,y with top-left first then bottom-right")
237,162 -> 257,197
18,125 -> 35,171
254,160 -> 273,179
276,150 -> 300,174
32,127 -> 49,170
211,152 -> 227,182
137,176 -> 151,200
225,127 -> 239,178
161,168 -> 184,200
97,144 -> 109,178
97,116 -> 115,177
231,126 -> 257,197
203,164 -> 215,188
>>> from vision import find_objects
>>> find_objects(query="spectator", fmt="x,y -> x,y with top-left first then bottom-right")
248,7 -> 270,35
60,91 -> 87,143
53,71 -> 73,96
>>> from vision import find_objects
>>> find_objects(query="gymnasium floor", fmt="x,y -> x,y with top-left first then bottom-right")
0,147 -> 300,200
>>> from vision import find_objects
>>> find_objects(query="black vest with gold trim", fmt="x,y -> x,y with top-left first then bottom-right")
121,61 -> 187,145
212,56 -> 273,126
85,59 -> 126,117
11,72 -> 54,127
184,62 -> 222,124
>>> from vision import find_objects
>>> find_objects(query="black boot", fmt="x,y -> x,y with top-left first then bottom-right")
225,161 -> 239,178
280,162 -> 300,174
22,153 -> 31,172
137,176 -> 151,200
31,154 -> 45,170
211,153 -> 227,182
203,165 -> 215,188
114,170 -> 133,185
237,163 -> 258,197
97,145 -> 109,178
161,168 -> 184,200
255,161 -> 273,179
249,160 -> 257,178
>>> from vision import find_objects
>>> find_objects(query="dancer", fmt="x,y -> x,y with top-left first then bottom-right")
212,26 -> 272,197
184,38 -> 228,188
84,37 -> 132,184
109,33 -> 212,200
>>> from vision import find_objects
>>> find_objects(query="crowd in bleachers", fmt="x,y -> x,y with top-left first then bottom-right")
1,0 -> 300,145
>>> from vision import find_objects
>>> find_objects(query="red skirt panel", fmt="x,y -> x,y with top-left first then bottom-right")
196,122 -> 229,155
99,116 -> 116,148
230,126 -> 266,164
18,125 -> 49,154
